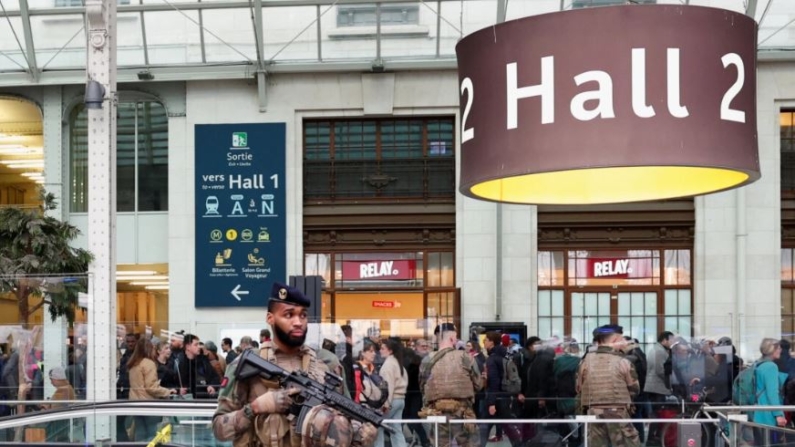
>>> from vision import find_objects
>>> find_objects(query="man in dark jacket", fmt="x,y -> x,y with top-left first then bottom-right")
479,332 -> 521,447
403,338 -> 431,447
175,333 -> 221,398
116,333 -> 137,399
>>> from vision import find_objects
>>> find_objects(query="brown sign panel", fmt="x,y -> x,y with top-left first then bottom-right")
456,5 -> 759,204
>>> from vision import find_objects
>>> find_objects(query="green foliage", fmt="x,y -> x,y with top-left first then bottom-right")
0,190 -> 93,325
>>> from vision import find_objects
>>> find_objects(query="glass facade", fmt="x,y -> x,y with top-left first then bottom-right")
304,117 -> 455,202
70,101 -> 168,213
538,249 -> 693,346
305,250 -> 457,337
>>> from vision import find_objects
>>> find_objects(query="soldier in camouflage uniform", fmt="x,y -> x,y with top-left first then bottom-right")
419,323 -> 482,447
576,325 -> 641,447
212,282 -> 377,447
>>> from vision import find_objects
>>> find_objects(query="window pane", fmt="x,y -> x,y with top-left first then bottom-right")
427,252 -> 440,287
551,291 -> 564,315
136,102 -> 168,211
117,103 -> 137,212
571,292 -> 584,316
665,316 -> 679,334
538,318 -> 551,339
598,293 -> 610,315
551,317 -> 564,337
70,105 -> 88,212
645,292 -> 657,315
784,289 -> 794,315
440,252 -> 454,287
644,317 -> 657,344
538,290 -> 551,317
678,317 -> 692,335
585,294 -> 597,315
631,292 -> 644,316
664,289 -> 678,315
782,111 -> 795,192
617,293 -> 630,316
538,251 -> 551,286
618,317 -> 631,335
678,290 -> 691,315
571,317 -> 584,344
783,249 -> 793,283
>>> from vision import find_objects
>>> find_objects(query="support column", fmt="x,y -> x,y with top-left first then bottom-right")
85,0 -> 117,440
42,86 -> 68,400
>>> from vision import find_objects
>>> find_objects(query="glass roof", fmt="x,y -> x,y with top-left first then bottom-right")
0,0 -> 792,84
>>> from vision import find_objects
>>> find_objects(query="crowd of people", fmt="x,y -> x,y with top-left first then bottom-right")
0,320 -> 793,446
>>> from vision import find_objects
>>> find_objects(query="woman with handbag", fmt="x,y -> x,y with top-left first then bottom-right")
376,338 -> 408,447
128,338 -> 176,441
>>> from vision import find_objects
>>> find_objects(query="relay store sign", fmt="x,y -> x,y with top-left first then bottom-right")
588,258 -> 632,279
456,5 -> 759,205
194,123 -> 286,308
342,260 -> 416,281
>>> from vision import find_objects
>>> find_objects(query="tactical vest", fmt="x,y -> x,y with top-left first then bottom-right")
579,352 -> 632,408
424,350 -> 475,403
235,346 -> 317,447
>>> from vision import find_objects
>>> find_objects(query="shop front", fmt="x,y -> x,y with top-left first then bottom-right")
304,251 -> 458,340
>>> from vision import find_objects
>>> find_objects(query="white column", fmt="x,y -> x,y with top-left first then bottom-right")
42,86 -> 68,399
85,0 -> 117,440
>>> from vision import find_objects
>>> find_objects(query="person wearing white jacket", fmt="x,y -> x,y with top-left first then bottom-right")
376,338 -> 408,447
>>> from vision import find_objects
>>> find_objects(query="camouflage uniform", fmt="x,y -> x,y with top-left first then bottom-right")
577,346 -> 641,447
418,347 -> 482,447
213,342 -> 329,447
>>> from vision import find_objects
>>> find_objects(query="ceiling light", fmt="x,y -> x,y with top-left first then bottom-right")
129,281 -> 169,286
116,275 -> 169,281
145,285 -> 169,290
21,172 -> 44,178
5,163 -> 44,169
116,270 -> 159,276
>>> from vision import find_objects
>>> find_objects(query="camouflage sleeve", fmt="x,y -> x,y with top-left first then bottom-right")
576,357 -> 587,395
462,353 -> 482,391
212,363 -> 252,441
418,354 -> 432,393
620,358 -> 640,399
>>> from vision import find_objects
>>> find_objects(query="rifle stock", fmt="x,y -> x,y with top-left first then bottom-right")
234,349 -> 394,434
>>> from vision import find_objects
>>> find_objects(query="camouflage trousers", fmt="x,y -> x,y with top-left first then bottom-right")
422,401 -> 479,447
587,407 -> 640,447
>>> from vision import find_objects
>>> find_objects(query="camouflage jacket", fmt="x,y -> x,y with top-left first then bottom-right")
419,347 -> 481,406
212,342 -> 326,447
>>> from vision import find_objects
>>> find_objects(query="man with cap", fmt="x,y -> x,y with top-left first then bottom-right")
419,323 -> 482,447
576,325 -> 640,447
212,282 -> 378,447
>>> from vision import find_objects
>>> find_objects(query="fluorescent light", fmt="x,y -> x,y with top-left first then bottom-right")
145,285 -> 170,290
4,162 -> 44,169
21,173 -> 44,178
0,147 -> 42,155
129,281 -> 169,286
117,275 -> 169,281
116,270 -> 158,276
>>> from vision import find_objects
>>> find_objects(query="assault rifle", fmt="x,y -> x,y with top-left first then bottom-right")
234,349 -> 394,434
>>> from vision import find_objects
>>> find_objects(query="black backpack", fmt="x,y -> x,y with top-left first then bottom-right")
354,364 -> 389,409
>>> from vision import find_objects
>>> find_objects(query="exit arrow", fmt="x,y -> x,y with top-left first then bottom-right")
231,284 -> 249,301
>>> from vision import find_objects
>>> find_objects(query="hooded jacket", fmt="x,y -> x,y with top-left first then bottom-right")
484,344 -> 507,406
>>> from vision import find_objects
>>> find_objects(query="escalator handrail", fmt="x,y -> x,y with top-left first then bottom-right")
0,400 -> 218,430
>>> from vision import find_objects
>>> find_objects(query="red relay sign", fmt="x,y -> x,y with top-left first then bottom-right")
342,260 -> 416,281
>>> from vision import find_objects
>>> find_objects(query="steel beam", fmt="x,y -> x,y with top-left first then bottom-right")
496,0 -> 507,23
746,0 -> 758,19
84,0 -> 117,440
17,0 -> 38,81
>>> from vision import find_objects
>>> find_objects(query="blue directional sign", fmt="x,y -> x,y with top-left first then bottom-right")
194,123 -> 285,307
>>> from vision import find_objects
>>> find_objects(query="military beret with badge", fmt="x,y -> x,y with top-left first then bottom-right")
269,281 -> 311,308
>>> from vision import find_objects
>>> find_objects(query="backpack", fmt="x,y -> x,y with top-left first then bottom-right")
732,360 -> 768,405
354,365 -> 389,409
501,357 -> 522,394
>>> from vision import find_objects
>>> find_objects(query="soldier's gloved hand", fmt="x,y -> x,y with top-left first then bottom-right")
351,421 -> 378,447
251,388 -> 298,415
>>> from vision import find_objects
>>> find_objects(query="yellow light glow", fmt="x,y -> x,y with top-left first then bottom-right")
469,166 -> 750,205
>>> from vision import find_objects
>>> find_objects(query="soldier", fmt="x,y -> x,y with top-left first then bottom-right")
212,282 -> 378,447
576,325 -> 640,447
419,323 -> 482,447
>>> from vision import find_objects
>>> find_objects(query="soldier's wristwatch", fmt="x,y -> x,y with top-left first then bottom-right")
243,404 -> 255,420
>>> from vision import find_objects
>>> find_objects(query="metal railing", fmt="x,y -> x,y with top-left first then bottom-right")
0,400 -> 794,447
